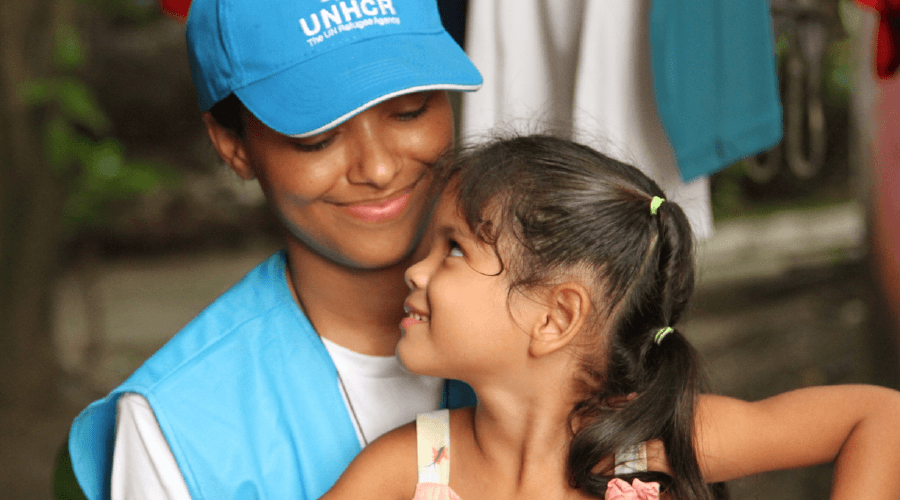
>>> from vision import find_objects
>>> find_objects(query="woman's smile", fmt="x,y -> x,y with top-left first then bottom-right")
343,185 -> 415,223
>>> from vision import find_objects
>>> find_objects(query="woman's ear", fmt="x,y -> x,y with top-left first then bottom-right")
529,282 -> 591,358
202,112 -> 255,180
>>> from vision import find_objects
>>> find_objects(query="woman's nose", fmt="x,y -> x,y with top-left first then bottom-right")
347,111 -> 401,188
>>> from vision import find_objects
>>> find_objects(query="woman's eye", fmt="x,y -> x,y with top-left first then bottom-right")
397,103 -> 428,121
395,92 -> 432,121
292,135 -> 334,152
448,240 -> 464,258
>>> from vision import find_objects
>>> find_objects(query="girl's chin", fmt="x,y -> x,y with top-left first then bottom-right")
395,342 -> 415,371
395,343 -> 438,378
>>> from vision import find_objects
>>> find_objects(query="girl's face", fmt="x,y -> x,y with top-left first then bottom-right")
397,190 -> 535,381
226,91 -> 454,269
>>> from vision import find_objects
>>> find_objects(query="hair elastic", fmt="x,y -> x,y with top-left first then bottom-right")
654,326 -> 674,344
650,196 -> 666,216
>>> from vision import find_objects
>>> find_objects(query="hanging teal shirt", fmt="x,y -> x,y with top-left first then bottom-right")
651,0 -> 783,181
68,251 -> 475,499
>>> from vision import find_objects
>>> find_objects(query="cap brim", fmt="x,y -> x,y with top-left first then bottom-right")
235,31 -> 482,137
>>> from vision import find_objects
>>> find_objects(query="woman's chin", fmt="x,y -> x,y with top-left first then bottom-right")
287,234 -> 420,271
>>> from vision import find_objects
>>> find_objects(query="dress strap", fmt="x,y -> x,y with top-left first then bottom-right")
416,409 -> 451,484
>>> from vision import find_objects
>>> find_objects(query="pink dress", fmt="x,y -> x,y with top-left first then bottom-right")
411,410 -> 658,500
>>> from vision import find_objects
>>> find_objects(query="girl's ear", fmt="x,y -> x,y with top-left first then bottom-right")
202,112 -> 256,180
529,282 -> 591,358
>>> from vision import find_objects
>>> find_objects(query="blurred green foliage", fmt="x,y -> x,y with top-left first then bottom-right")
711,30 -> 854,222
20,7 -> 179,230
711,162 -> 746,220
83,0 -> 162,23
823,37 -> 852,106
53,443 -> 88,500
772,27 -> 852,107
712,159 -> 854,221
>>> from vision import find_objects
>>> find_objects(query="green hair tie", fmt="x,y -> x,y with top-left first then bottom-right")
650,196 -> 666,216
654,326 -> 674,344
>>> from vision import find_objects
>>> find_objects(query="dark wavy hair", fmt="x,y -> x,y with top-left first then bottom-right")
444,135 -> 728,500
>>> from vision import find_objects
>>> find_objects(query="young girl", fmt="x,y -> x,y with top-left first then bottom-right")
321,135 -> 900,500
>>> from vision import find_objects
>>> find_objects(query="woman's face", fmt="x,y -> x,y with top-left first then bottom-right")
225,91 -> 454,269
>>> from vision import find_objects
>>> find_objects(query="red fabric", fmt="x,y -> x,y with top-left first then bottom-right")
159,0 -> 191,21
857,0 -> 900,78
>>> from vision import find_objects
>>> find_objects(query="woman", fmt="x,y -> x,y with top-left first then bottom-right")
67,0 -> 482,498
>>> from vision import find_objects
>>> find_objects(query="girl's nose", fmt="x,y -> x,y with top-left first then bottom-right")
404,258 -> 430,291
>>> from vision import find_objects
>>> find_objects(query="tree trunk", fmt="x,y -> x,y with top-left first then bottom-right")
0,0 -> 71,412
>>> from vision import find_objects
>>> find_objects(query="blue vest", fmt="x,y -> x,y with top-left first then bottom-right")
68,251 -> 475,499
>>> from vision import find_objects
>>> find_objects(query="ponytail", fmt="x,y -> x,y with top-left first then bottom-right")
568,326 -> 716,499
567,193 -> 727,499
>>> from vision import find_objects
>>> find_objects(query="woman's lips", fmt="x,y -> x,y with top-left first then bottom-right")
344,189 -> 412,222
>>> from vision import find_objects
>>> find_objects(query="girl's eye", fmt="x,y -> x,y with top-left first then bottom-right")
448,240 -> 464,258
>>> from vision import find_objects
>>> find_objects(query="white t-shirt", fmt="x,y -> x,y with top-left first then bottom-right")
110,338 -> 443,499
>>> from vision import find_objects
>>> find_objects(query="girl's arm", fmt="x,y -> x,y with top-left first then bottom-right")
695,384 -> 900,499
319,421 -> 418,500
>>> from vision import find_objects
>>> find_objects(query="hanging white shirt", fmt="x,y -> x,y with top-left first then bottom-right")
462,0 -> 713,238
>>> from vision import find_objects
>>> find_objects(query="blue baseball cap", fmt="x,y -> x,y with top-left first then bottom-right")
186,0 -> 482,137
